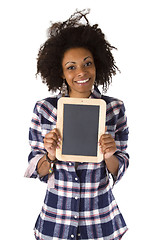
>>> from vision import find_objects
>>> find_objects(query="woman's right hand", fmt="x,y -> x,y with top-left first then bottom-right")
43,128 -> 61,160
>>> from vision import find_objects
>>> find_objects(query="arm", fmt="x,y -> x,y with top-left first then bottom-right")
99,133 -> 119,176
24,101 -> 60,181
99,100 -> 129,184
105,155 -> 119,176
37,155 -> 52,178
37,129 -> 61,177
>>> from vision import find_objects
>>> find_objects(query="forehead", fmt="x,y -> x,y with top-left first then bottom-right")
62,47 -> 93,62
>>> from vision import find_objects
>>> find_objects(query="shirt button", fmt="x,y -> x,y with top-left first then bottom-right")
75,177 -> 78,181
74,215 -> 78,219
69,162 -> 72,166
71,234 -> 74,238
75,196 -> 78,200
78,233 -> 81,237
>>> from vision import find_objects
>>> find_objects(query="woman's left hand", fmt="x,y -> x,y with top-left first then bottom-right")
99,133 -> 117,160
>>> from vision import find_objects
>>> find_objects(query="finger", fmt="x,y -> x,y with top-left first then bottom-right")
102,139 -> 115,146
100,133 -> 113,140
45,136 -> 61,148
45,132 -> 56,140
44,138 -> 56,144
101,142 -> 115,151
45,128 -> 61,140
44,137 -> 57,146
51,128 -> 61,140
44,142 -> 56,150
44,139 -> 60,151
99,137 -> 116,153
45,132 -> 60,144
99,136 -> 114,147
44,135 -> 57,146
101,145 -> 117,155
99,134 -> 110,142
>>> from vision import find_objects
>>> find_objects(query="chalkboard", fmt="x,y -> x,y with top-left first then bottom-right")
56,97 -> 106,162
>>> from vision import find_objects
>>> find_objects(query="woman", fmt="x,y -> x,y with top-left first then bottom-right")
25,9 -> 129,240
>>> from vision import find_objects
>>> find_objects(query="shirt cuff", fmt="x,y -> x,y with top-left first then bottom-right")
24,153 -> 44,178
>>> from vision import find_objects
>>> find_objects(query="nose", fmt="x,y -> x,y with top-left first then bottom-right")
77,66 -> 86,77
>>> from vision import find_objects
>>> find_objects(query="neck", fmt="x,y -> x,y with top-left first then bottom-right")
69,91 -> 92,98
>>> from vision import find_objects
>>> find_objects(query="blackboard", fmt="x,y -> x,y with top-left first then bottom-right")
56,97 -> 106,162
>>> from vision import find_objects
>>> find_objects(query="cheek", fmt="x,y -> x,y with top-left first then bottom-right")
63,71 -> 71,80
65,74 -> 73,82
64,73 -> 74,87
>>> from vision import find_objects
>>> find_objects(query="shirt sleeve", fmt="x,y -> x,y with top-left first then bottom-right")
114,101 -> 129,185
106,100 -> 129,186
24,101 -> 48,183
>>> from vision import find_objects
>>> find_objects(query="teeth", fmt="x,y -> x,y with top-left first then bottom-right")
76,78 -> 89,84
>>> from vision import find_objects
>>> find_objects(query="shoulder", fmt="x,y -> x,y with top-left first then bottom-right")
101,95 -> 127,127
101,95 -> 124,110
33,96 -> 58,121
36,96 -> 58,108
35,96 -> 58,111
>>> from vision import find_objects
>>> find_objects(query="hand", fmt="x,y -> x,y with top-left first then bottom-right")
43,128 -> 61,160
99,133 -> 117,160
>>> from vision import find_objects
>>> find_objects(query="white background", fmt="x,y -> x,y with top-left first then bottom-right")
1,0 -> 160,239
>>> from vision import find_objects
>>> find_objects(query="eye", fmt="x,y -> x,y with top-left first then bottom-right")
67,65 -> 75,70
84,61 -> 92,67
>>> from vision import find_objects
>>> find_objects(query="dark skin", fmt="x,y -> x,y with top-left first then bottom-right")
99,129 -> 119,176
37,47 -> 119,177
37,128 -> 61,177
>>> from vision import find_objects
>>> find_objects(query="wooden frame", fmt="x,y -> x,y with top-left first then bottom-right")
56,97 -> 106,163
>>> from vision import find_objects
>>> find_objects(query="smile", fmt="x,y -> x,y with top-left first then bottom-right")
75,78 -> 90,84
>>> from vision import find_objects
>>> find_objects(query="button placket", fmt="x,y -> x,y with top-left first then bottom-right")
69,163 -> 80,240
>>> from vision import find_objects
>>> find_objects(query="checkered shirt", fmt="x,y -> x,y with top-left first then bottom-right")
25,87 -> 129,240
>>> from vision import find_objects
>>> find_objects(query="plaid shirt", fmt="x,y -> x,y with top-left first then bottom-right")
25,87 -> 129,240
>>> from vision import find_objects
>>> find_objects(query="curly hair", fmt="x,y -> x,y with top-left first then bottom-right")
36,9 -> 119,92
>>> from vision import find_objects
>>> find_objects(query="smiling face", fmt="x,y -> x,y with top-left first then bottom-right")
62,47 -> 96,98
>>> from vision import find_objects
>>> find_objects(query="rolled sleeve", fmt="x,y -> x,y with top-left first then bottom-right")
24,102 -> 49,183
114,150 -> 129,184
106,99 -> 129,186
114,102 -> 129,184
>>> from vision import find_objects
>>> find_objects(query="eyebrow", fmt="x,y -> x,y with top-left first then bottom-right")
65,56 -> 92,66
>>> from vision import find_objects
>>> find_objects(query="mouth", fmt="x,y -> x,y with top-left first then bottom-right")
75,78 -> 90,84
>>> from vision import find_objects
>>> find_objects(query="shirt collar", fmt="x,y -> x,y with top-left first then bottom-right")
90,85 -> 101,99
